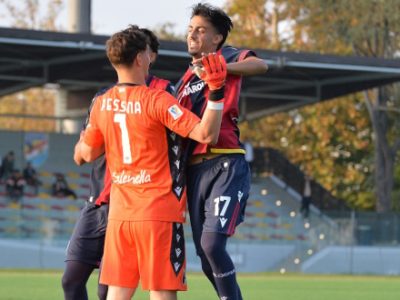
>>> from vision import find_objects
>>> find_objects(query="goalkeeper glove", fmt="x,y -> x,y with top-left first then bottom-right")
197,53 -> 227,91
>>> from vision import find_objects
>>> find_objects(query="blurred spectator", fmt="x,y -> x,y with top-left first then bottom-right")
52,173 -> 77,199
243,139 -> 255,177
6,169 -> 26,202
23,162 -> 42,195
1,151 -> 15,180
300,175 -> 312,219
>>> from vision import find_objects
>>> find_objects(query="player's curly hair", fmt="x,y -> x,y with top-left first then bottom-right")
191,3 -> 233,50
106,25 -> 148,67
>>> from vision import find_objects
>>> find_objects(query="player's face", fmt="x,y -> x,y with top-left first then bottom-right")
187,16 -> 222,59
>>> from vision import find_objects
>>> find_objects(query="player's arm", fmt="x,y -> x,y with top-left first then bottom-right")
193,51 -> 267,76
73,131 -> 87,165
74,95 -> 102,165
188,103 -> 223,145
79,141 -> 104,163
160,54 -> 226,144
188,53 -> 226,144
226,56 -> 268,76
79,103 -> 105,163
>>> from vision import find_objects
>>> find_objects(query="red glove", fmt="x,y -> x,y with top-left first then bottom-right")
198,53 -> 227,91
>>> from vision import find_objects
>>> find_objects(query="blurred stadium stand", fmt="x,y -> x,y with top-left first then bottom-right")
1,131 -> 400,274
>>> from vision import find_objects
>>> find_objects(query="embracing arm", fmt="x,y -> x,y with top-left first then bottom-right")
188,105 -> 223,145
73,131 -> 87,166
79,141 -> 104,163
188,53 -> 227,145
227,56 -> 268,76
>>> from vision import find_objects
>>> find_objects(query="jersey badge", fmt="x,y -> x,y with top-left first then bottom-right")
168,104 -> 183,120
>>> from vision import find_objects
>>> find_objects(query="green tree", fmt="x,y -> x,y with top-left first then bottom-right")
0,0 -> 63,30
227,0 -> 400,211
151,22 -> 185,41
225,0 -> 284,49
285,0 -> 400,211
0,0 -> 64,132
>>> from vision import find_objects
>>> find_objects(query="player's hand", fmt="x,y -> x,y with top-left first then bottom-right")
79,130 -> 85,141
198,53 -> 227,91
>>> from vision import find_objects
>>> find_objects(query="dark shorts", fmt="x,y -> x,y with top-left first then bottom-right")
187,154 -> 250,252
65,202 -> 109,267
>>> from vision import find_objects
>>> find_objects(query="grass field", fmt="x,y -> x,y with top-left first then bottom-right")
0,270 -> 399,300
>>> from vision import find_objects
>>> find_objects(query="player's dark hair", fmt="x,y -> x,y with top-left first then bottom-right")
140,28 -> 160,54
191,2 -> 233,50
106,24 -> 148,67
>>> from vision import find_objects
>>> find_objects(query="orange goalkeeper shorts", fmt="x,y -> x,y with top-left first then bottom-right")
100,219 -> 187,291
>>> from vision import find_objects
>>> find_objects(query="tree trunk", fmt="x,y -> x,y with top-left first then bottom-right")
366,88 -> 395,212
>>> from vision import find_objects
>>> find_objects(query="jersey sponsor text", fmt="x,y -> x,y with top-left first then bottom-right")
112,169 -> 151,185
181,81 -> 205,98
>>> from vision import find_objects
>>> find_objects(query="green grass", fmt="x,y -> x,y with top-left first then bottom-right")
0,270 -> 399,300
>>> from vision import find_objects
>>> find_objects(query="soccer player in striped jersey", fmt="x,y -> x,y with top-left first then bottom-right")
175,3 -> 268,300
78,25 -> 227,300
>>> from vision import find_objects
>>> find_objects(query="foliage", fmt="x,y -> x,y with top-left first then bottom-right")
0,88 -> 57,132
229,0 -> 400,210
241,94 -> 375,209
0,0 -> 63,132
152,22 -> 185,41
284,0 -> 400,211
0,0 -> 63,30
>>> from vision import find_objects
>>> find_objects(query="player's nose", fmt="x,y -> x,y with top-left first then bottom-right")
187,31 -> 197,40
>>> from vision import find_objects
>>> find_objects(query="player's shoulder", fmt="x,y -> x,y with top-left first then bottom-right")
138,84 -> 171,103
149,75 -> 171,86
221,45 -> 257,62
148,75 -> 174,94
87,85 -> 115,112
94,84 -> 115,98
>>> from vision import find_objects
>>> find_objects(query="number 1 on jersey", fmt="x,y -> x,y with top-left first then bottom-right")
114,113 -> 132,164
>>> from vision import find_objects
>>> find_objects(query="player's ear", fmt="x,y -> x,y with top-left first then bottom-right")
150,52 -> 157,65
212,33 -> 223,47
135,52 -> 144,67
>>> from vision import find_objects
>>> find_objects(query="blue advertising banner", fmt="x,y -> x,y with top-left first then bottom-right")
24,132 -> 49,168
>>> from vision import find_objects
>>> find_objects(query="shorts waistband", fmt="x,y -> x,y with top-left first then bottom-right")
187,153 -> 244,170
188,153 -> 222,165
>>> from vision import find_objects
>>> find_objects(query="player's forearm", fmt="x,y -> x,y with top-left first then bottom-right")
198,104 -> 223,144
188,101 -> 223,144
80,142 -> 104,163
227,57 -> 268,76
73,131 -> 87,165
73,140 -> 86,166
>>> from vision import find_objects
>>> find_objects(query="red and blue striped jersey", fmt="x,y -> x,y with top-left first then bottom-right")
175,46 -> 256,156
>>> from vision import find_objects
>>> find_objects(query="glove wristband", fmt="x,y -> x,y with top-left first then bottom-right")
208,87 -> 224,101
207,99 -> 225,110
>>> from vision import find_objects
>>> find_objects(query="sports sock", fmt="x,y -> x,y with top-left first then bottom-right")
97,263 -> 108,300
62,261 -> 95,300
199,252 -> 219,293
201,232 -> 242,300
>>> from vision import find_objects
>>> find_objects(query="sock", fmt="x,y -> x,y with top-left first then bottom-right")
62,261 -> 95,300
201,232 -> 242,300
97,263 -> 108,300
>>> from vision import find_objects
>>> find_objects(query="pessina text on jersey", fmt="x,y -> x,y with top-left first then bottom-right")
100,98 -> 142,114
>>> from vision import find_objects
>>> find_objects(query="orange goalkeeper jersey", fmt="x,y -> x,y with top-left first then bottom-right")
84,83 -> 200,222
